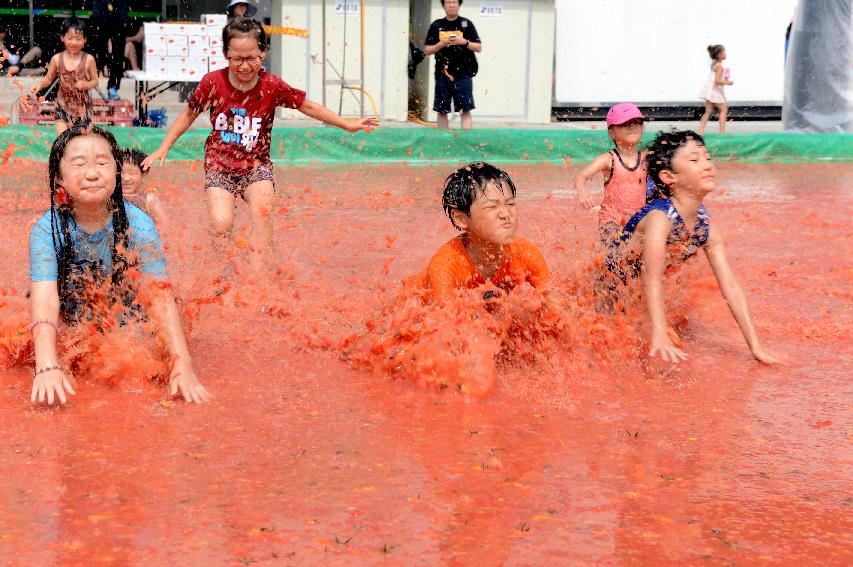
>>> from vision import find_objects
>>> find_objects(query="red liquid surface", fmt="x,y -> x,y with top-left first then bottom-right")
0,161 -> 850,565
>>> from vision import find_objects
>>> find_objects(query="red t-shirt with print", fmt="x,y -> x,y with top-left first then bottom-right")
188,69 -> 306,174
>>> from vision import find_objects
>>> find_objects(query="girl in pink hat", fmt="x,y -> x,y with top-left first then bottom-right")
574,103 -> 653,245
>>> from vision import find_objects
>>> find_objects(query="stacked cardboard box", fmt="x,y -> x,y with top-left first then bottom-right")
202,14 -> 228,72
143,17 -> 229,78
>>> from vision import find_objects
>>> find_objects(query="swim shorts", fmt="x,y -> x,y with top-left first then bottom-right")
433,75 -> 475,114
204,165 -> 275,199
55,106 -> 92,128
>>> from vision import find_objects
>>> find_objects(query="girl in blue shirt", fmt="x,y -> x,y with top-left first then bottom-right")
610,130 -> 778,365
28,126 -> 209,405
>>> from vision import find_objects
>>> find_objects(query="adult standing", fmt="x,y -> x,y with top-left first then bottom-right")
424,0 -> 482,130
90,0 -> 129,100
227,0 -> 258,21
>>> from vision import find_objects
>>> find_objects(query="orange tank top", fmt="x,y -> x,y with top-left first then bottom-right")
599,149 -> 648,227
57,53 -> 93,118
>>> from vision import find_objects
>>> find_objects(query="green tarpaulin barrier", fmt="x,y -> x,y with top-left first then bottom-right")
1,125 -> 851,165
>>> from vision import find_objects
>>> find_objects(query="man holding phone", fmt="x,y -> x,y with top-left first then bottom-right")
424,0 -> 482,129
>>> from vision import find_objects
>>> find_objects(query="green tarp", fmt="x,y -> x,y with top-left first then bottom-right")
2,125 -> 852,165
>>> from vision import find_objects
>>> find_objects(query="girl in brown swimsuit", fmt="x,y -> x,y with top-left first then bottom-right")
28,17 -> 98,135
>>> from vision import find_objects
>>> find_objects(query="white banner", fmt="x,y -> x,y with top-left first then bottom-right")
554,0 -> 797,104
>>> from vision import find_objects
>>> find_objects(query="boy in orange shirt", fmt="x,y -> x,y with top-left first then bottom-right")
408,162 -> 550,303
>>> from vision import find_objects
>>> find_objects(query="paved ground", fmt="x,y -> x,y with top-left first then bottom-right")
1,76 -> 784,133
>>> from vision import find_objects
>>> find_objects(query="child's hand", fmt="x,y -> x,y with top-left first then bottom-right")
28,84 -> 40,98
169,360 -> 211,403
577,190 -> 596,209
348,116 -> 380,132
649,331 -> 688,363
75,80 -> 89,91
141,147 -> 169,170
750,344 -> 780,365
31,368 -> 76,405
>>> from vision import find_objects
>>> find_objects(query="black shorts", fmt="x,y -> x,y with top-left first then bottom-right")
433,75 -> 475,114
55,106 -> 91,128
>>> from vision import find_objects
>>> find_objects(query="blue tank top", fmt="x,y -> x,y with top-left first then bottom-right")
621,197 -> 711,264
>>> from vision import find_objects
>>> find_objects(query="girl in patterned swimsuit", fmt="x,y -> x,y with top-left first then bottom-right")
610,130 -> 778,365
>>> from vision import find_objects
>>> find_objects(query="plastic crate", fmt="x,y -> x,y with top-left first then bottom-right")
16,97 -> 135,127
17,97 -> 58,126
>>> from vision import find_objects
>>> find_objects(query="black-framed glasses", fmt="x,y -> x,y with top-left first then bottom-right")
227,55 -> 263,66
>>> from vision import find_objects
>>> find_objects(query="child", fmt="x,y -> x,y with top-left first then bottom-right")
698,44 -> 733,135
575,103 -> 652,244
28,17 -> 98,136
29,125 -> 209,405
407,162 -> 550,303
143,18 -> 379,274
609,130 -> 777,364
121,148 -> 166,226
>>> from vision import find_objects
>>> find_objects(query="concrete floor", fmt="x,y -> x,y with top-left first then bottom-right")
1,76 -> 784,133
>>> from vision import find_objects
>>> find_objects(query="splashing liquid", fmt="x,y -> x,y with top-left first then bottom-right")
0,161 -> 850,564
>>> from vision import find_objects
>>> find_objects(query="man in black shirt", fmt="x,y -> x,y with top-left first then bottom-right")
424,0 -> 482,129
90,0 -> 129,100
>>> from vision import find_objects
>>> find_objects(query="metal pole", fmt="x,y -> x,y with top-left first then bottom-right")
322,0 -> 327,107
360,0 -> 365,117
28,0 -> 35,49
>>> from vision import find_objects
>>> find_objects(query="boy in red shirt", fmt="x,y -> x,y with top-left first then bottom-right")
407,162 -> 550,303
144,18 -> 378,273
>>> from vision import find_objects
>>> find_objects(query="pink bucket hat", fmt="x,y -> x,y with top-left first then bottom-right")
606,103 -> 644,127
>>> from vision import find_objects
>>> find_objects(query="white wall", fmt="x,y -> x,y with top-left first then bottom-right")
418,0 -> 555,124
554,0 -> 797,105
271,0 -> 409,121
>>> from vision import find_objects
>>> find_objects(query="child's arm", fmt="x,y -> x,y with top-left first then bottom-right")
297,99 -> 379,132
714,63 -> 733,86
141,106 -> 200,169
574,153 -> 611,209
29,281 -> 76,405
77,54 -> 99,91
703,227 -> 778,364
146,193 -> 167,226
640,212 -> 688,362
144,282 -> 210,402
28,55 -> 59,97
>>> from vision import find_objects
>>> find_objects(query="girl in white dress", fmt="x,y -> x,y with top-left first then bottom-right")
698,44 -> 734,134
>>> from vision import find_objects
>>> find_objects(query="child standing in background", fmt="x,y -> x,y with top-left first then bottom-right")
575,103 -> 652,245
698,44 -> 733,134
28,17 -> 98,136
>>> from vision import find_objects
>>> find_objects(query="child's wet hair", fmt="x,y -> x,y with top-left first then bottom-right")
442,162 -> 517,230
707,44 -> 724,61
48,126 -> 133,323
645,129 -> 705,199
222,17 -> 269,55
61,16 -> 86,38
121,148 -> 148,174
